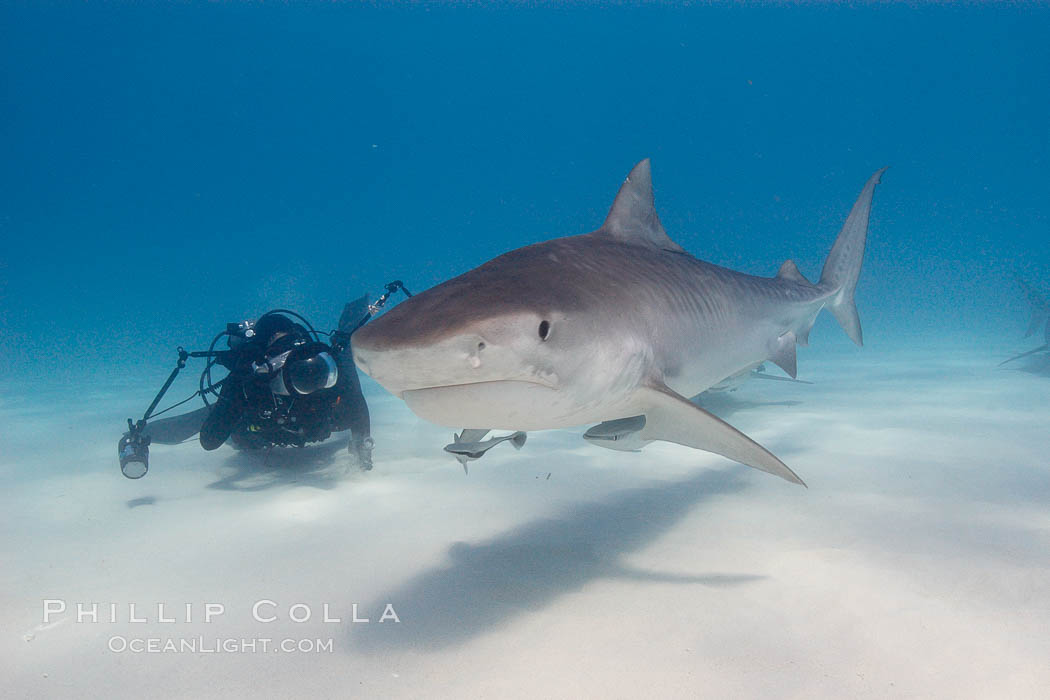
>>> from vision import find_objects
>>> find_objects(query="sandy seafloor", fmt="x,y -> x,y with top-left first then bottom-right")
2,336 -> 1049,699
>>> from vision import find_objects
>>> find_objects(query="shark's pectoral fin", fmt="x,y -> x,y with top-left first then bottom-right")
769,331 -> 798,379
634,384 -> 805,486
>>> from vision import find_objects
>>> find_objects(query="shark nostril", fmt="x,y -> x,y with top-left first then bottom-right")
468,341 -> 485,369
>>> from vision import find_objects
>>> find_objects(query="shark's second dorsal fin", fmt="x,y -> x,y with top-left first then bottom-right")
776,259 -> 810,284
599,159 -> 685,253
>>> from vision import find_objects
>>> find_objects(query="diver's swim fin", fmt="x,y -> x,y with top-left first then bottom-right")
141,405 -> 212,444
339,295 -> 371,334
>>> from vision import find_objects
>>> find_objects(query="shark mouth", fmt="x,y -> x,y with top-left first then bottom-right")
401,380 -> 573,431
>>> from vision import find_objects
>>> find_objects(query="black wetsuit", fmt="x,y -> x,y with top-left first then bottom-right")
199,316 -> 371,458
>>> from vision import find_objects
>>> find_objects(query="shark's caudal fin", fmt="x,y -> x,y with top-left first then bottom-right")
818,168 -> 888,346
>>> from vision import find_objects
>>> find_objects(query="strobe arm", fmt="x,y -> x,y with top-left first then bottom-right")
140,348 -> 190,425
118,347 -> 190,479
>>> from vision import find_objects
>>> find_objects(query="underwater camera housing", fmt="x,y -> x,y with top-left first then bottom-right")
226,320 -> 256,350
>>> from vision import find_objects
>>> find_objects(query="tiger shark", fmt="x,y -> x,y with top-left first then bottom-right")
1017,276 -> 1049,339
352,160 -> 885,485
1000,277 -> 1050,367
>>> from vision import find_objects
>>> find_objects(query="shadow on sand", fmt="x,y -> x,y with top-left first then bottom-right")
697,393 -> 803,420
208,439 -> 356,492
350,468 -> 761,653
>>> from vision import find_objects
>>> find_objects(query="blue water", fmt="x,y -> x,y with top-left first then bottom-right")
3,5 -> 1050,697
3,3 -> 1048,382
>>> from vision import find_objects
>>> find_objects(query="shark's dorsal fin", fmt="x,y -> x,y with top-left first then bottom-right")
599,159 -> 685,253
776,259 -> 809,284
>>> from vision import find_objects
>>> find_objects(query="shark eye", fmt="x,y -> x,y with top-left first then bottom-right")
538,320 -> 551,341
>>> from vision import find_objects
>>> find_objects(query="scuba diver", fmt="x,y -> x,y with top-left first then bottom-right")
198,310 -> 373,461
118,282 -> 411,479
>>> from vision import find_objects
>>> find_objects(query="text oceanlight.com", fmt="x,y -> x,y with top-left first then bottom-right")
108,636 -> 334,654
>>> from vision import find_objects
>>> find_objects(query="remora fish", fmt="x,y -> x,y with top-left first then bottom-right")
444,430 -> 527,474
352,160 -> 885,485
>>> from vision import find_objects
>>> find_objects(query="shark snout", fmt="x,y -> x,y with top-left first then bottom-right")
351,329 -> 497,397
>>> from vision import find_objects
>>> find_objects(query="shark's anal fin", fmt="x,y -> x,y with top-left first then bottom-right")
774,260 -> 817,347
796,315 -> 817,347
634,384 -> 806,486
769,331 -> 798,379
599,159 -> 685,253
